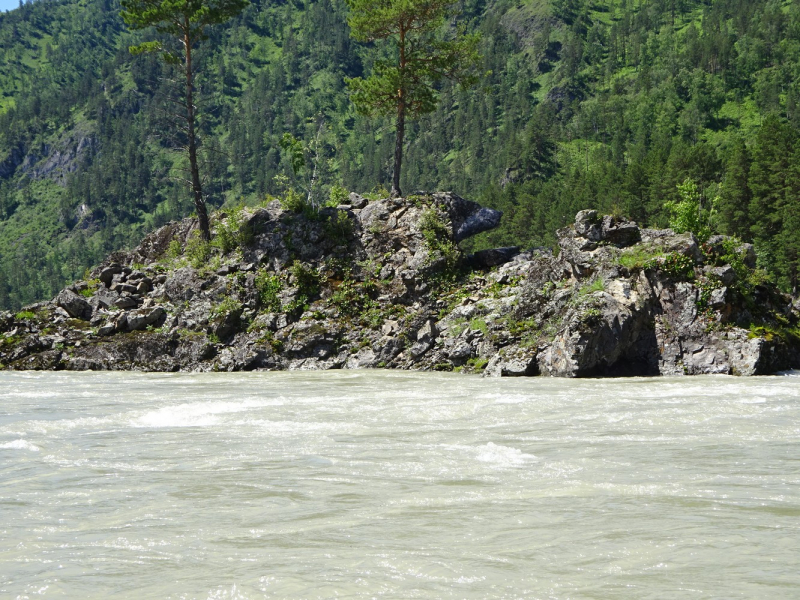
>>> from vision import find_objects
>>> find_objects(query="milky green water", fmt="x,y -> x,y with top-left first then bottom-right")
1,371 -> 799,599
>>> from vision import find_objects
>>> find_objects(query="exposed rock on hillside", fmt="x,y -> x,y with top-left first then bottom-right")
1,195 -> 798,376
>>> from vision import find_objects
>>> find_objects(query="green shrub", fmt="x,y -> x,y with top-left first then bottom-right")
618,247 -> 664,270
166,238 -> 183,260
362,185 -> 391,201
280,188 -> 308,214
255,270 -> 282,312
328,277 -> 376,317
255,330 -> 284,352
324,210 -> 354,247
291,261 -> 321,299
420,208 -> 460,284
329,184 -> 349,206
645,252 -> 695,279
15,310 -> 36,320
467,357 -> 489,371
185,231 -> 212,269
78,278 -> 101,298
579,279 -> 605,295
748,325 -> 800,345
469,317 -> 488,334
211,296 -> 243,318
285,261 -> 322,314
664,178 -> 715,242
213,206 -> 254,254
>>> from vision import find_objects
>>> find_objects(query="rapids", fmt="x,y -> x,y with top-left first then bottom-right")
1,371 -> 799,598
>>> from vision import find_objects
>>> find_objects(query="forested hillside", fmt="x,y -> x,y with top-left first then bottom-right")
1,0 -> 799,310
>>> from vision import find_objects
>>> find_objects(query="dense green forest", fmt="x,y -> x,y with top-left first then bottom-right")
1,0 -> 799,310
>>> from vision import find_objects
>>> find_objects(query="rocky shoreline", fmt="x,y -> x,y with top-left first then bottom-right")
2,192 -> 798,376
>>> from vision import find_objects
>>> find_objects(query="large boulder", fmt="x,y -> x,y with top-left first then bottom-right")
468,247 -> 520,268
536,277 -> 657,377
125,307 -> 167,332
55,289 -> 92,320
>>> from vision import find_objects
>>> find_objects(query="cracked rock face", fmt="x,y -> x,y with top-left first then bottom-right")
1,199 -> 798,377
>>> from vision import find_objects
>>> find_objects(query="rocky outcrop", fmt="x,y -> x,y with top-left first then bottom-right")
1,195 -> 798,376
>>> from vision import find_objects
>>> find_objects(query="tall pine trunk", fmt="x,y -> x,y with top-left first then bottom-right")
392,102 -> 405,197
184,27 -> 210,240
391,26 -> 407,198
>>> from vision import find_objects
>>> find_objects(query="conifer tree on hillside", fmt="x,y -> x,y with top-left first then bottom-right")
120,0 -> 248,241
345,0 -> 481,197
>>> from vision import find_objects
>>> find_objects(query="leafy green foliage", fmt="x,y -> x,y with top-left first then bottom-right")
646,253 -> 696,280
618,247 -> 665,270
329,185 -> 349,206
254,269 -> 281,312
279,134 -> 306,176
185,230 -> 211,268
665,179 -> 714,242
278,188 -> 308,215
210,295 -> 242,317
469,317 -> 488,335
327,276 -> 376,318
346,0 -> 481,194
290,260 -> 321,304
166,239 -> 184,260
420,208 -> 461,284
212,206 -> 253,253
323,211 -> 354,248
346,0 -> 480,119
578,279 -> 605,295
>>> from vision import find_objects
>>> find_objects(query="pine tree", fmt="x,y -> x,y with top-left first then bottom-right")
120,0 -> 248,240
717,137 -> 751,239
345,0 -> 481,197
749,115 -> 796,277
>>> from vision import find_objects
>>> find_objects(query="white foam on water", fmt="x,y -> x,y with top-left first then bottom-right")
3,371 -> 800,599
0,439 -> 40,451
475,442 -> 536,466
492,394 -> 530,404
133,398 -> 284,428
776,369 -> 800,377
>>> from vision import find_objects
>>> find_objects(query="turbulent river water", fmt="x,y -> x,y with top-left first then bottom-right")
1,371 -> 799,599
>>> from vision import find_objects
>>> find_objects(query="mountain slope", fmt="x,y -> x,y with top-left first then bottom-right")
1,0 -> 799,310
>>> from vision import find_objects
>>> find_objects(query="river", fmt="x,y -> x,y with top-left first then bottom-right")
1,371 -> 799,598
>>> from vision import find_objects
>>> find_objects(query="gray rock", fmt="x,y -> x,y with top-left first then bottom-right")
416,319 -> 439,343
126,307 -> 166,332
136,280 -> 153,294
454,207 -> 503,242
485,349 -> 539,377
99,264 -> 123,287
708,265 -> 736,286
445,340 -> 473,361
469,247 -> 520,268
55,289 -> 92,320
640,229 -> 703,262
601,215 -> 641,247
111,282 -> 139,295
210,308 -> 243,342
345,347 -> 377,369
574,209 -> 602,240
349,192 -> 368,209
92,287 -> 118,309
709,286 -> 728,308
114,296 -> 139,309
409,339 -> 434,358
382,320 -> 400,336
97,324 -> 116,336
